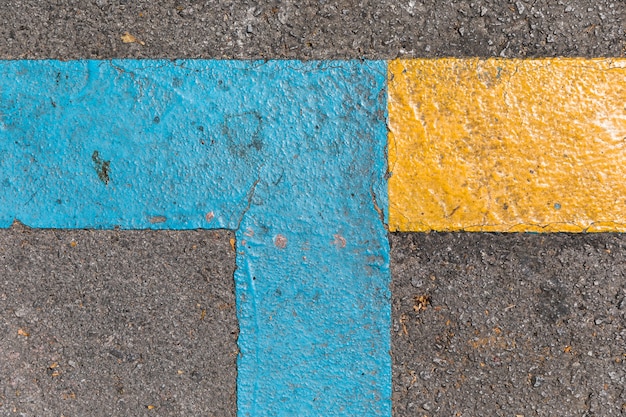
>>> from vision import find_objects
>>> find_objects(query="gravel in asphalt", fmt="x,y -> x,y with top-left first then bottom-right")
391,232 -> 626,417
0,225 -> 237,417
1,1 -> 625,415
0,0 -> 623,59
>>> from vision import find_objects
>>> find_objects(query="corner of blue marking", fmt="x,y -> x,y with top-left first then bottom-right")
0,59 -> 392,417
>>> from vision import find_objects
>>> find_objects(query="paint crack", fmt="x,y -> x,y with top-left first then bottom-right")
371,184 -> 388,230
235,176 -> 261,232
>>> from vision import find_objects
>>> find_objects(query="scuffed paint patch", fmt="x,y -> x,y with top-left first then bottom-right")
91,150 -> 111,185
388,58 -> 626,232
0,60 -> 390,416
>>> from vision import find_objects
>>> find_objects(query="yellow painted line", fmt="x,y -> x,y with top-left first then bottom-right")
388,58 -> 626,232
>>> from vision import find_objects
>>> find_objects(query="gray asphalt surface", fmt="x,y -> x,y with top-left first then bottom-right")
1,1 -> 625,416
0,0 -> 623,59
0,225 -> 237,417
392,233 -> 626,417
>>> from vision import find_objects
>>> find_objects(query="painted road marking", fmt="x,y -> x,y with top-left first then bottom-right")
3,57 -> 626,416
0,60 -> 390,416
388,58 -> 626,232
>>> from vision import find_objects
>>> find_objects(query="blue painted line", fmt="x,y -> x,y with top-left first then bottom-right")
0,60 -> 390,416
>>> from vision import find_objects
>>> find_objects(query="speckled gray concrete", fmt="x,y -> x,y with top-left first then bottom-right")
391,233 -> 626,417
0,225 -> 237,417
0,0 -> 623,59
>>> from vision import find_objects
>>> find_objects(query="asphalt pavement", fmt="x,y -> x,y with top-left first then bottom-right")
0,0 -> 623,59
391,233 -> 626,416
0,1 -> 625,416
1,226 -> 237,416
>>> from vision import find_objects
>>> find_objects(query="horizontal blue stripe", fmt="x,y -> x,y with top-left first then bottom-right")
0,60 -> 390,416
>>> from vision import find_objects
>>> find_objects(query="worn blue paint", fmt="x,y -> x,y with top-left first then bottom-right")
0,60 -> 390,416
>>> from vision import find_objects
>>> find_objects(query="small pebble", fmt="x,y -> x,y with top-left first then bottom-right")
433,357 -> 447,366
411,277 -> 424,288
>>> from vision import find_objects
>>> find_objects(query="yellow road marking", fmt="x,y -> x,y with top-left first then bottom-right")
388,58 -> 626,232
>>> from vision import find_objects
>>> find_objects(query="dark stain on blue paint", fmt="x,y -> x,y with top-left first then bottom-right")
91,150 -> 110,185
224,112 -> 264,158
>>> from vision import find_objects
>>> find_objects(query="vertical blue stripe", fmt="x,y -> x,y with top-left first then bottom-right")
233,61 -> 389,416
0,60 -> 390,416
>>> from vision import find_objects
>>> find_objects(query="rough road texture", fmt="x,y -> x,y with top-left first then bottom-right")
391,233 -> 626,416
0,0 -> 623,59
1,1 -> 625,416
0,226 -> 237,417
